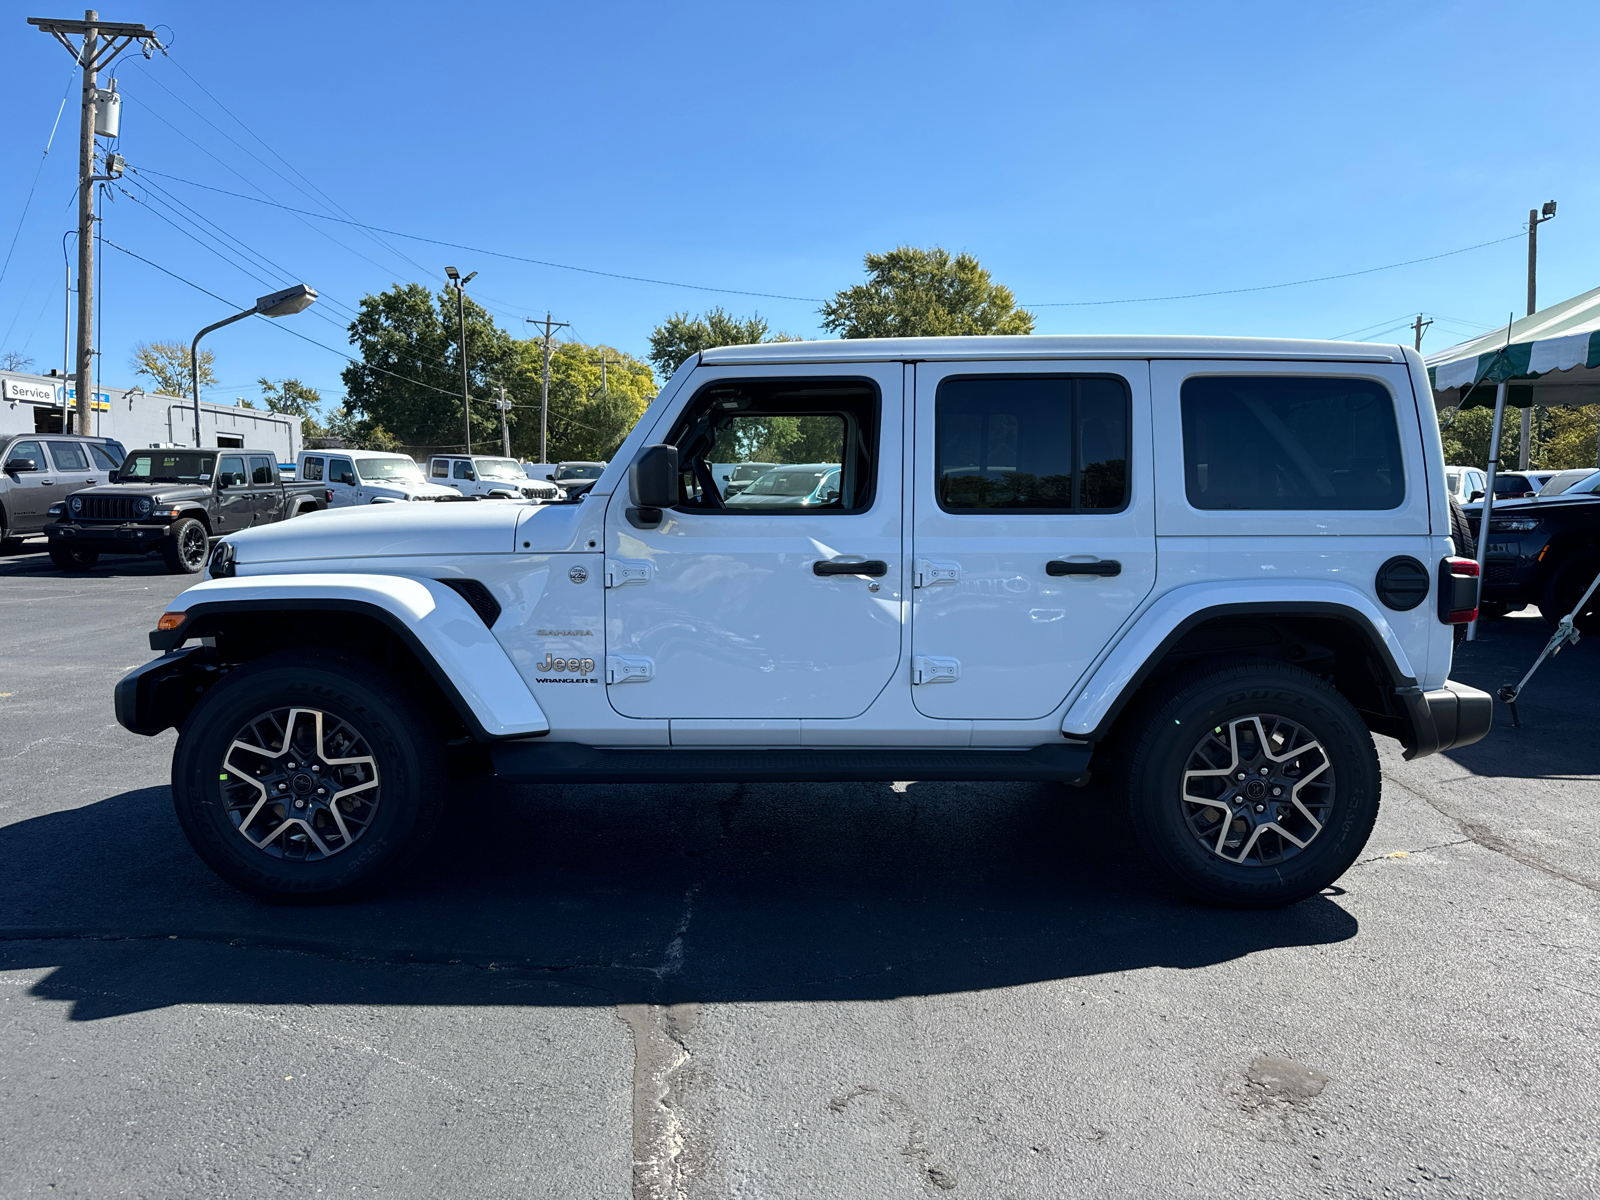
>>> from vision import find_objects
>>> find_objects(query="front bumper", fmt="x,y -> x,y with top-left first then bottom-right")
49,520 -> 169,549
114,647 -> 219,736
1397,681 -> 1493,760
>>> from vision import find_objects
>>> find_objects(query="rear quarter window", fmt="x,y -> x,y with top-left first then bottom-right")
1181,375 -> 1405,511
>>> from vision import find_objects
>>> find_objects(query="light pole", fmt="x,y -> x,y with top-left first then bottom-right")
445,266 -> 477,453
191,284 -> 317,448
1522,200 -> 1557,470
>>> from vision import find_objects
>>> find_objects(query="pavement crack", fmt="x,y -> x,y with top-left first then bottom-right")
618,1002 -> 699,1200
1353,838 -> 1472,866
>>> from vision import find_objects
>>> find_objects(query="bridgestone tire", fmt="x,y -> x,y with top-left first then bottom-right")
1540,556 -> 1600,634
1123,660 -> 1381,908
47,542 -> 98,570
160,516 -> 209,574
171,651 -> 449,903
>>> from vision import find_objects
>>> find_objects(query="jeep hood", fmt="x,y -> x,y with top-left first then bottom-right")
69,482 -> 208,501
226,500 -> 526,563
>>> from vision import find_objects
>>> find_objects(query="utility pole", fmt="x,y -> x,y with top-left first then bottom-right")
1412,314 -> 1432,352
1522,201 -> 1557,470
444,266 -> 477,452
526,313 -> 568,465
497,384 -> 511,458
30,12 -> 161,435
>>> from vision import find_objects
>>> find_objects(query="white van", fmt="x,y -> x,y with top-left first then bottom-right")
297,450 -> 460,506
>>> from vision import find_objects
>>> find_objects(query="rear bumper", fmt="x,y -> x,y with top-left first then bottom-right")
49,520 -> 169,550
1397,681 -> 1493,761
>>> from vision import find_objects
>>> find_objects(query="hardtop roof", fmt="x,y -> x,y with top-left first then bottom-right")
697,334 -> 1404,365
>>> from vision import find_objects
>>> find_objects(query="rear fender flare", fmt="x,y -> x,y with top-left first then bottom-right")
1062,583 -> 1418,740
151,573 -> 548,739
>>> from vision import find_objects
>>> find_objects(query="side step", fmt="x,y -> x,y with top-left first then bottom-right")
490,740 -> 1093,785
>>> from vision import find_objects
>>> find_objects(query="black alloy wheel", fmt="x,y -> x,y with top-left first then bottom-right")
161,516 -> 210,574
1541,556 -> 1600,634
47,542 -> 99,571
171,651 -> 448,902
1123,660 -> 1381,908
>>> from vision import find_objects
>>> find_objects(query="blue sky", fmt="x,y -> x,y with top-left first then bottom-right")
1,0 -> 1595,409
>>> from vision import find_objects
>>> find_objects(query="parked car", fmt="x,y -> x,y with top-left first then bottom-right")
523,461 -> 608,498
712,461 -> 777,496
723,462 -> 842,507
1467,493 -> 1600,632
0,433 -> 127,549
47,447 -> 326,573
1445,465 -> 1487,502
298,450 -> 461,506
117,334 -> 1488,909
429,454 -> 559,501
1537,468 -> 1600,497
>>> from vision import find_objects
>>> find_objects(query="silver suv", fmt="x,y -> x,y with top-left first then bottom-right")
1,433 -> 127,549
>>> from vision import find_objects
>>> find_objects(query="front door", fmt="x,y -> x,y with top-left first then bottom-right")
3,439 -> 54,532
215,455 -> 252,532
604,365 -> 905,721
909,361 -> 1157,721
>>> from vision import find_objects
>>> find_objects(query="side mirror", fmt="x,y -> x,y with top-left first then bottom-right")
1469,490 -> 1484,501
628,444 -> 678,528
108,470 -> 119,484
217,474 -> 232,489
5,458 -> 37,474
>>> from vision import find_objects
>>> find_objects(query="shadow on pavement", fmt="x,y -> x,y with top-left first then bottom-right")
1443,608 -> 1600,779
1,776 -> 1357,1017
0,540 -> 181,579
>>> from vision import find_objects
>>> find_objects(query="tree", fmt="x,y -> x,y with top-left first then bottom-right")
819,245 -> 1035,339
506,340 -> 657,463
259,377 -> 327,439
0,351 -> 35,372
1439,403 -> 1600,471
132,340 -> 216,395
647,308 -> 795,381
341,283 -> 515,452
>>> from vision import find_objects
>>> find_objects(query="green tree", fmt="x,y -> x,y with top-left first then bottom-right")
820,245 -> 1035,339
259,377 -> 327,439
341,283 -> 515,452
132,340 -> 216,395
1438,403 -> 1600,472
647,308 -> 795,381
507,341 -> 657,463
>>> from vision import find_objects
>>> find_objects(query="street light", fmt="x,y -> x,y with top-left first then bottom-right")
445,266 -> 477,453
190,284 -> 317,448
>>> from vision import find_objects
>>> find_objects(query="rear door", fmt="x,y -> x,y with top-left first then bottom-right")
249,456 -> 281,524
40,441 -> 97,520
909,361 -> 1156,720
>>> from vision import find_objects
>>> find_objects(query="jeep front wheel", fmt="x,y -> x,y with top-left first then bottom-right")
161,516 -> 209,574
1123,661 -> 1380,908
48,542 -> 99,570
171,652 -> 448,902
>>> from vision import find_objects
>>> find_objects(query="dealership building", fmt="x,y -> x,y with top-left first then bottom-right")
0,370 -> 302,463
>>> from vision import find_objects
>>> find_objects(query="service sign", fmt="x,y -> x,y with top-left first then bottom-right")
2,378 -> 60,404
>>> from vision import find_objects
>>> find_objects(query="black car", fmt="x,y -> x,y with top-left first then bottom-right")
47,447 -> 326,574
1468,492 -> 1600,631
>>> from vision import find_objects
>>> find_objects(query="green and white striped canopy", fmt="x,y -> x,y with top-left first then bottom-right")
1426,284 -> 1600,410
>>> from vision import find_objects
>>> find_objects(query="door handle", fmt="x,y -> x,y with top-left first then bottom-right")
814,559 -> 888,577
1046,559 -> 1121,577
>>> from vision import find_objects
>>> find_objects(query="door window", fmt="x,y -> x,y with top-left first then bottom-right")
5,440 -> 45,470
431,459 -> 449,478
46,441 -> 90,471
218,456 -> 247,488
329,458 -> 356,486
301,456 -> 324,481
1181,376 -> 1404,510
667,378 -> 878,513
249,456 -> 274,485
935,376 -> 1129,513
88,443 -> 121,470
452,460 -> 474,481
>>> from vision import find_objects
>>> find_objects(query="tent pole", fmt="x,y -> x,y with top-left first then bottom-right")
1468,381 -> 1508,641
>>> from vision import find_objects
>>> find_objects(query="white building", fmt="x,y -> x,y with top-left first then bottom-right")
0,370 -> 302,463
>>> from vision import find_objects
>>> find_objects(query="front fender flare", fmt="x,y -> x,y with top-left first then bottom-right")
147,573 -> 548,739
1061,583 -> 1418,739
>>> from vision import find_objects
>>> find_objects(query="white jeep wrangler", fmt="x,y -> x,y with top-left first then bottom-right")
117,336 -> 1489,907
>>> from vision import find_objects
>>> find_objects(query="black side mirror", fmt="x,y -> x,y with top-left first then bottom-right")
628,444 -> 678,528
218,474 -> 234,490
107,470 -> 119,483
5,458 -> 37,474
1469,490 -> 1484,501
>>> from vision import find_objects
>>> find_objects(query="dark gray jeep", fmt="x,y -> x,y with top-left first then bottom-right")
47,447 -> 326,574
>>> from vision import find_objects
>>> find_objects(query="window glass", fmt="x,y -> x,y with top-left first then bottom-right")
301,456 -> 324,481
249,456 -> 274,485
1181,376 -> 1404,511
47,441 -> 90,471
329,458 -> 356,486
667,378 -> 878,514
217,455 -> 246,487
935,375 -> 1129,512
122,451 -> 216,483
88,443 -> 121,470
6,439 -> 45,469
554,463 -> 604,481
453,460 -> 474,480
475,457 -> 524,482
431,459 -> 449,478
356,456 -> 426,484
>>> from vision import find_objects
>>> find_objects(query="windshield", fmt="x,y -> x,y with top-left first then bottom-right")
119,451 -> 217,484
356,456 -> 427,484
747,468 -> 831,497
475,457 -> 525,482
1540,469 -> 1599,495
555,463 -> 604,481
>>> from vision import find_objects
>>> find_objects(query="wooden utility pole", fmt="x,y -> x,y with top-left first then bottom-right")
498,384 -> 511,458
1412,314 -> 1432,352
30,12 -> 161,433
526,313 -> 568,464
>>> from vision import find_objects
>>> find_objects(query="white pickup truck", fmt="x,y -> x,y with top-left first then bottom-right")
117,335 -> 1489,908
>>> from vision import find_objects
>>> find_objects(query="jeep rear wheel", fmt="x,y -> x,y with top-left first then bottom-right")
161,516 -> 209,574
1123,660 -> 1380,908
171,652 -> 448,902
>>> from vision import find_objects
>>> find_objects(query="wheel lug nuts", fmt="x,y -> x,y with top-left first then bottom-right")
277,783 -> 287,791
287,761 -> 296,769
1254,803 -> 1266,813
1236,772 -> 1246,781
1271,786 -> 1282,796
1259,766 -> 1269,775
316,788 -> 326,796
295,799 -> 305,808
311,765 -> 320,773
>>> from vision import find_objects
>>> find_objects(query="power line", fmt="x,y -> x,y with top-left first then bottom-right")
0,66 -> 77,295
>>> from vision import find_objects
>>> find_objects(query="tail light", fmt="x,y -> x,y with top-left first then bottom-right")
1438,556 -> 1479,624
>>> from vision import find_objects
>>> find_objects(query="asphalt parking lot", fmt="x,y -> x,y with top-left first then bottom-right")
1,541 -> 1597,1199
